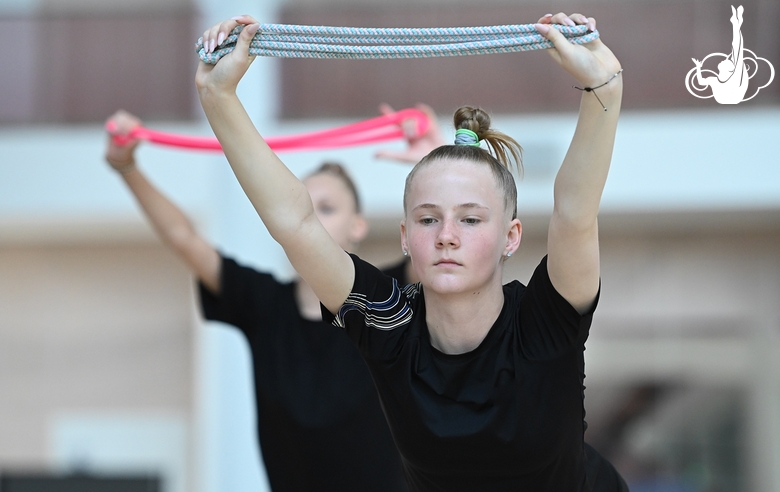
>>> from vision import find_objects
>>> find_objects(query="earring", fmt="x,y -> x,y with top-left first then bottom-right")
506,252 -> 512,258
403,250 -> 408,256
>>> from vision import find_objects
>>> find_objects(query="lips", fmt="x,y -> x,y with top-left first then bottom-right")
434,259 -> 461,266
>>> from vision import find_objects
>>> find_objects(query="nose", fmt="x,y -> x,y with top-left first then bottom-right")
436,219 -> 459,249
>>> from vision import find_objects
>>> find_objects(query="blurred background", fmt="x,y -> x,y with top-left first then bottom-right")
1,0 -> 778,491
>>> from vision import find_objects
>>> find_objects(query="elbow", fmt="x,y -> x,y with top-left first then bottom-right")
274,207 -> 319,246
551,203 -> 599,233
265,188 -> 318,246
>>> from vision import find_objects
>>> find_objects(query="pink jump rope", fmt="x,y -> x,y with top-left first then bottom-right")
107,108 -> 429,153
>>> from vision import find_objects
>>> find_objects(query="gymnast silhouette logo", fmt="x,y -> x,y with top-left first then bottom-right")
685,5 -> 774,104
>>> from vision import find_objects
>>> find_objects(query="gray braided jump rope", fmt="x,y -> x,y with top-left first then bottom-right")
196,23 -> 599,63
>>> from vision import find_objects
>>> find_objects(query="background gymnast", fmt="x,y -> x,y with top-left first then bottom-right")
104,108 -> 441,491
196,10 -> 628,491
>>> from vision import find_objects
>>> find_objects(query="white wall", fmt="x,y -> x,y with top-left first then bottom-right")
4,107 -> 779,227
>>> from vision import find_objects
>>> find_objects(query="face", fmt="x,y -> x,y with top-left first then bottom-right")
401,159 -> 520,295
304,172 -> 367,252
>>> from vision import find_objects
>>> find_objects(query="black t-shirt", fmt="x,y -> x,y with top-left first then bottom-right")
379,258 -> 409,285
324,254 -> 626,492
199,256 -> 408,492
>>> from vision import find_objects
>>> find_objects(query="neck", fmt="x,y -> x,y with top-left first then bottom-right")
295,279 -> 323,321
424,280 -> 505,355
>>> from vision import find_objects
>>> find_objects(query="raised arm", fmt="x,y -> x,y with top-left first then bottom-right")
195,16 -> 354,313
534,13 -> 623,314
105,110 -> 221,294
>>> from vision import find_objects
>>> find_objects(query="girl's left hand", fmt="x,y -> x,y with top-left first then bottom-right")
374,103 -> 445,164
534,13 -> 622,89
195,15 -> 260,96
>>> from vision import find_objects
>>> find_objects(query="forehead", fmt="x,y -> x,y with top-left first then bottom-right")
304,172 -> 350,197
408,159 -> 501,209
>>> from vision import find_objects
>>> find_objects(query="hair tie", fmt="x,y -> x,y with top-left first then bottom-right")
454,129 -> 480,146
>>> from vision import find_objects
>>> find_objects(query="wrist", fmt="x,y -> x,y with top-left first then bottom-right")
197,84 -> 237,104
574,69 -> 623,111
118,164 -> 138,176
109,158 -> 137,176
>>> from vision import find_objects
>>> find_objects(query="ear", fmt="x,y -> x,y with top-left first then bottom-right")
350,215 -> 369,244
400,220 -> 408,253
505,218 -> 522,256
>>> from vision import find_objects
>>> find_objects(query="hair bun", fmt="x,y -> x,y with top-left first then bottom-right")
450,106 -> 522,173
453,106 -> 491,139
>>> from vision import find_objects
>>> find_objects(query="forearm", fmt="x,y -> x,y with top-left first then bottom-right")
553,80 -> 622,227
198,89 -> 316,244
120,166 -> 221,293
121,167 -> 200,250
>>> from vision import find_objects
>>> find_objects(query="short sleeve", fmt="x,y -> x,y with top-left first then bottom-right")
379,258 -> 410,286
321,254 -> 413,360
518,255 -> 599,360
198,255 -> 287,337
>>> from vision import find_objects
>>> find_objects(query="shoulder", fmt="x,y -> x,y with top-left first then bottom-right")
513,256 -> 597,359
331,254 -> 416,331
219,254 -> 293,294
527,255 -> 598,317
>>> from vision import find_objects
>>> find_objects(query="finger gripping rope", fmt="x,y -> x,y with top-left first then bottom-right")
196,23 -> 599,63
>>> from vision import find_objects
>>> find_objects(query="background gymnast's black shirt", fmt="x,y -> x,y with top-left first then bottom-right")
323,254 -> 607,492
198,255 -> 408,492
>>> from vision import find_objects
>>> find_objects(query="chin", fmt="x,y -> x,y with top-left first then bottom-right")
424,275 -> 479,296
425,268 -> 501,295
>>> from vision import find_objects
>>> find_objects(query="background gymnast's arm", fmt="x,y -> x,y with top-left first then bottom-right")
105,110 -> 222,295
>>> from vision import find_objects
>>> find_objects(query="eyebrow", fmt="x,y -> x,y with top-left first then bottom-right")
412,202 -> 489,212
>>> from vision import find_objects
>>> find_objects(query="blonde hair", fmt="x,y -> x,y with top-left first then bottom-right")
403,106 -> 522,219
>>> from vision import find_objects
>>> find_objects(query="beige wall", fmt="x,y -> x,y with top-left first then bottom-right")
0,241 -> 196,488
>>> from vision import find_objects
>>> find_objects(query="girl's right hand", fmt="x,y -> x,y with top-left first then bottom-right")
195,15 -> 260,96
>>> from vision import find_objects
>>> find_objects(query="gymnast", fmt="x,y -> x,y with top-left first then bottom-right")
105,107 -> 442,491
196,10 -> 628,491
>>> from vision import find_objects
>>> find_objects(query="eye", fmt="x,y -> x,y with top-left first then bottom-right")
463,217 -> 481,224
317,204 -> 336,215
420,217 -> 437,225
